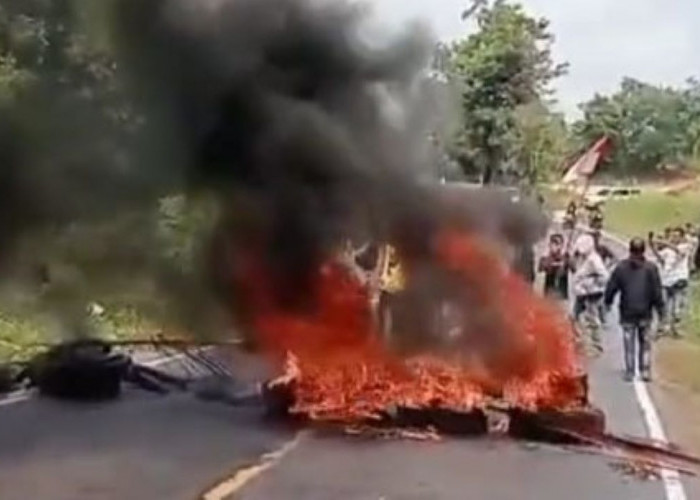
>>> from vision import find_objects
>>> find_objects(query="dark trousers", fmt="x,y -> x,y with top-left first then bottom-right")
621,320 -> 651,377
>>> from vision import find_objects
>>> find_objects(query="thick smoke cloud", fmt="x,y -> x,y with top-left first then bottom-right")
109,0 -> 544,280
0,0 -> 547,342
109,0 -> 441,279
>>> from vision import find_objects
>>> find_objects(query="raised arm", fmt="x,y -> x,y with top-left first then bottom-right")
648,234 -> 664,263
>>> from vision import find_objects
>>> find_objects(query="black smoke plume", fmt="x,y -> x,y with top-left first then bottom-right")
108,0 -> 441,287
0,0 -> 546,343
108,0 -> 544,280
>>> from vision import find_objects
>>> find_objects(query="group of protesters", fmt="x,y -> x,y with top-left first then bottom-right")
538,229 -> 612,351
538,215 -> 699,382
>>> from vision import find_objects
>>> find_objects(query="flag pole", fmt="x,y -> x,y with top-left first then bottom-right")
560,136 -> 610,254
563,175 -> 592,255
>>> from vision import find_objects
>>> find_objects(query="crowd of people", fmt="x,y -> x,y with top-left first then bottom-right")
538,210 -> 699,382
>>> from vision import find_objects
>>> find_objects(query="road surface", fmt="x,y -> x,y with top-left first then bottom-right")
0,236 -> 697,499
232,320 -> 692,500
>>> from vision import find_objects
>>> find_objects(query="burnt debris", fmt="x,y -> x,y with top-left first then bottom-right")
261,374 -> 603,444
6,339 -> 188,401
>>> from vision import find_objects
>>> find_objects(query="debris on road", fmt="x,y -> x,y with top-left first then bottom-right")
2,338 -> 200,400
609,460 -> 662,482
508,405 -> 606,444
262,358 -> 700,478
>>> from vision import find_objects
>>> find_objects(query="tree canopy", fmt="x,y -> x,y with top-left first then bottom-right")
573,78 -> 700,177
447,0 -> 568,185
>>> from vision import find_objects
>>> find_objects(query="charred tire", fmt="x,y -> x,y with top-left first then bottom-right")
31,343 -> 130,401
35,355 -> 126,400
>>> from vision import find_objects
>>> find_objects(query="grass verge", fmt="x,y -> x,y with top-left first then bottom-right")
604,190 -> 700,238
0,302 -> 163,364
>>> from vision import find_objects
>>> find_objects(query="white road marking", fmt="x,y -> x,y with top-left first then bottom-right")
0,391 -> 30,407
0,353 -> 187,409
634,380 -> 687,500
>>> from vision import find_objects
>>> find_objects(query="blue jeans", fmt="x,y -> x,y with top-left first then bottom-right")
621,320 -> 651,377
573,293 -> 603,349
664,280 -> 688,334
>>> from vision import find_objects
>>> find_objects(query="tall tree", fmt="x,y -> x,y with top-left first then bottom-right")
448,0 -> 567,184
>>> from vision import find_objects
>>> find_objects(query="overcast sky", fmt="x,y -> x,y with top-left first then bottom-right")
371,0 -> 700,118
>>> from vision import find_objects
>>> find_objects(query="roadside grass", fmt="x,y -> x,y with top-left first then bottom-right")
540,185 -> 569,211
656,282 -> 700,392
604,190 -> 700,238
0,301 -> 163,364
686,281 -> 700,343
0,313 -> 47,363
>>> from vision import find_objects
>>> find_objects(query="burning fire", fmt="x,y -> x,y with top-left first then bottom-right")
235,230 -> 580,425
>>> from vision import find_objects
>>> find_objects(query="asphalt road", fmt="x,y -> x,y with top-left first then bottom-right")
233,321 -> 673,500
0,235 -> 697,499
0,389 -> 295,500
0,322 -> 691,500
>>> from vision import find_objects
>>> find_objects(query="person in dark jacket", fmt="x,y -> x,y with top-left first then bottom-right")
604,238 -> 665,382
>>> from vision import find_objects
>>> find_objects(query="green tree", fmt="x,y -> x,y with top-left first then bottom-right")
0,2 -> 194,339
574,78 -> 700,177
512,102 -> 570,185
448,0 -> 567,184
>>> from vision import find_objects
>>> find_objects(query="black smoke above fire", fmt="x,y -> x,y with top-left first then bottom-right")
0,0 -> 546,337
109,0 -> 441,289
110,0 -> 544,290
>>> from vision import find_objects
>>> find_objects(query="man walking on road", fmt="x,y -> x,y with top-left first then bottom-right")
604,238 -> 665,382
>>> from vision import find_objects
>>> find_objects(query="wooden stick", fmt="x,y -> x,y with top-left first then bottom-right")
28,338 -> 244,349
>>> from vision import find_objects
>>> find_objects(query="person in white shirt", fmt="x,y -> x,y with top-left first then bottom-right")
653,227 -> 691,337
571,234 -> 610,353
649,232 -> 676,337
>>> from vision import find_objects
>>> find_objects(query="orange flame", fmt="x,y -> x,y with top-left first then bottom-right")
235,229 -> 580,424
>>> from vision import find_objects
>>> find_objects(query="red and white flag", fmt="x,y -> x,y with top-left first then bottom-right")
562,136 -> 612,185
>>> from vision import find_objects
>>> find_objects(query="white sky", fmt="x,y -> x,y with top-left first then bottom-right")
370,0 -> 700,119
